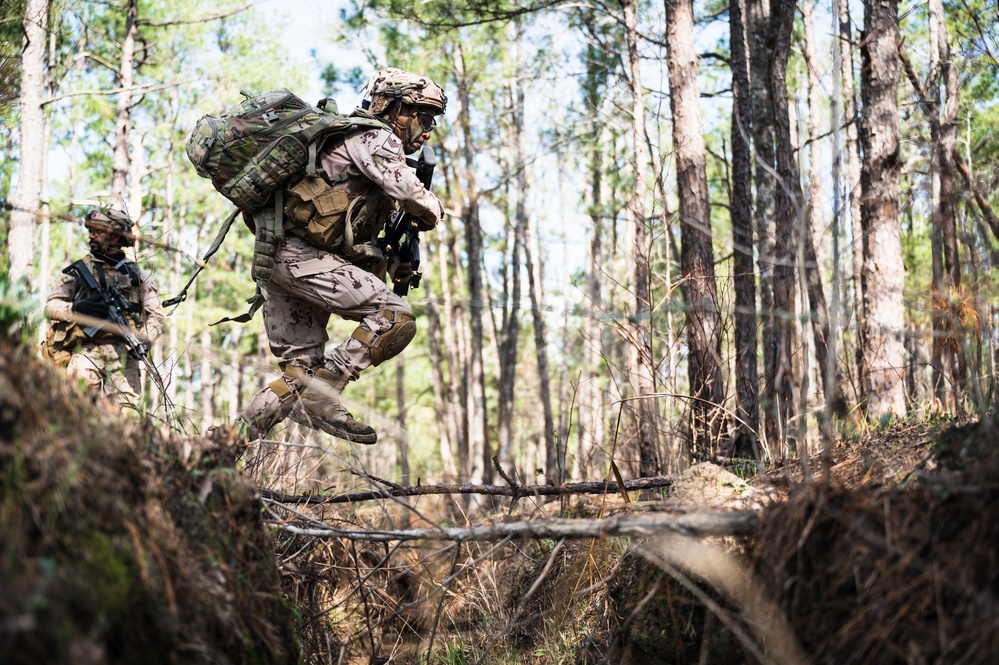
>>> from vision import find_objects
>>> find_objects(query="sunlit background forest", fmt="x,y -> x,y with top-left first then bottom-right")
3,0 -> 999,492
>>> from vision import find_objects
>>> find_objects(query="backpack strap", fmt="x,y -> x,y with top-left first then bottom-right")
211,192 -> 284,326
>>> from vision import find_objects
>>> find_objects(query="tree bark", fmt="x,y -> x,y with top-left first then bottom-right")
929,0 -> 967,406
665,0 -> 725,456
395,357 -> 410,486
8,0 -> 49,283
275,511 -> 762,542
729,0 -> 759,448
747,0 -> 780,449
110,0 -> 138,209
622,0 -> 659,476
836,0 -> 865,402
525,216 -> 556,480
425,235 -> 458,477
859,0 -> 907,419
453,43 -> 489,484
802,0 -> 849,417
497,22 -> 526,474
769,0 -> 799,448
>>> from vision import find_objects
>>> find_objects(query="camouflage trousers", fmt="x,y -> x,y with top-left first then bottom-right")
65,343 -> 142,410
239,235 -> 411,435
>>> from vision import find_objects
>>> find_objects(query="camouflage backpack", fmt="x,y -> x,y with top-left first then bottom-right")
172,89 -> 387,319
186,88 -> 384,212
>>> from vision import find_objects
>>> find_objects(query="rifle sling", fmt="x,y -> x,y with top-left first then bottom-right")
162,207 -> 241,309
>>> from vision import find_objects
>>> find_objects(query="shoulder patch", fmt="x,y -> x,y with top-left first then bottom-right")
370,131 -> 405,161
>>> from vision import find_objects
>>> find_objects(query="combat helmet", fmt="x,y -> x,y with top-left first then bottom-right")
361,68 -> 447,116
84,208 -> 136,246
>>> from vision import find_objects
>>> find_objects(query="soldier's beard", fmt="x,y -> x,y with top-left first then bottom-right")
90,239 -> 126,262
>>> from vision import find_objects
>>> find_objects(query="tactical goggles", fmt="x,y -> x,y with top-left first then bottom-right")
416,110 -> 437,132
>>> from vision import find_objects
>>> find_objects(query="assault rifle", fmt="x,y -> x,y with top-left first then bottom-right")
63,259 -> 150,359
380,144 -> 436,296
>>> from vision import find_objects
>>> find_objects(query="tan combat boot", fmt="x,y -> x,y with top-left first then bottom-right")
236,374 -> 301,440
285,364 -> 377,444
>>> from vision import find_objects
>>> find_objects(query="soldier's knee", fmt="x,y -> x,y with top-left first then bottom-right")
351,307 -> 416,366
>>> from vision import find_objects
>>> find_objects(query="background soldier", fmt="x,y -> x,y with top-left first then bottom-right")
238,68 -> 447,443
43,208 -> 165,411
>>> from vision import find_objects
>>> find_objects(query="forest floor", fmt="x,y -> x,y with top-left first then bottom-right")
2,331 -> 998,664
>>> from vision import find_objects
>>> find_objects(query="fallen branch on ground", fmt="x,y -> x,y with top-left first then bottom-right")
261,476 -> 676,505
270,510 -> 761,543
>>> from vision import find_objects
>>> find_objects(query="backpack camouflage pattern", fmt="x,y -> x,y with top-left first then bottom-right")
186,88 -> 385,213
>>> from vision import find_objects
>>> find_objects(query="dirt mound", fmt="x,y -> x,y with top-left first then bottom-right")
745,420 -> 999,664
0,339 -> 299,664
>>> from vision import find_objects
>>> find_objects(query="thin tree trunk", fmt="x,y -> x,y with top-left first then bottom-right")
769,0 -> 799,453
802,0 -> 848,417
110,0 -> 138,209
836,0 -> 865,402
859,0 -> 907,419
454,44 -> 489,484
747,0 -> 780,449
497,22 -> 526,474
931,0 -> 967,405
525,216 -> 556,481
9,0 -> 49,283
396,358 -> 410,485
730,0 -> 759,449
228,325 -> 243,421
665,0 -> 725,456
200,325 -> 213,434
37,25 -> 56,347
426,230 -> 457,477
622,0 -> 659,476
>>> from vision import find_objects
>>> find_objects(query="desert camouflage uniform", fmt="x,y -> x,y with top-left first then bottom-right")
43,257 -> 164,409
239,125 -> 444,441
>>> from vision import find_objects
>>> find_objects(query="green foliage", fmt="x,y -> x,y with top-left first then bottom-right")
0,273 -> 40,343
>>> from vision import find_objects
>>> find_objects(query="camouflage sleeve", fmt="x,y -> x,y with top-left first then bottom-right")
43,272 -> 82,323
136,268 -> 165,343
344,129 -> 445,228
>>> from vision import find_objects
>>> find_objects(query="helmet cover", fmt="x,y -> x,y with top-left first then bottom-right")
84,209 -> 136,246
362,68 -> 447,116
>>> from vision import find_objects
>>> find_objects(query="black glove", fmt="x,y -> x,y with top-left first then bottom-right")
72,298 -> 110,320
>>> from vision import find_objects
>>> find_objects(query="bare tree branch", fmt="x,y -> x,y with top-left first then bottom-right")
43,77 -> 215,106
140,2 -> 256,27
261,475 -> 677,505
272,510 -> 761,543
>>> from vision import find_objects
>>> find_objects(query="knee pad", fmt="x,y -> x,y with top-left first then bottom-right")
352,308 -> 416,366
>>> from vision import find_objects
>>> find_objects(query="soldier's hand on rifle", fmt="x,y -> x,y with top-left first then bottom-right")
72,298 -> 110,320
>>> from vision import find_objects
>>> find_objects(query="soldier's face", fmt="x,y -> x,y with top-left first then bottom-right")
400,105 -> 435,152
89,229 -> 119,255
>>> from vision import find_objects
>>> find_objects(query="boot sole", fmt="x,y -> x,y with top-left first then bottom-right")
289,410 -> 378,444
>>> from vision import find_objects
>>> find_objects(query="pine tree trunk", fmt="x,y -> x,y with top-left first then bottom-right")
578,77 -> 605,479
747,0 -> 780,449
665,0 -> 725,456
427,229 -> 458,480
930,0 -> 967,405
769,0 -> 800,451
802,0 -> 848,416
497,23 -> 526,474
396,358 -> 410,485
837,0 -> 866,401
8,0 -> 49,283
454,44 -> 489,484
525,217 -> 556,480
859,0 -> 907,419
621,0 -> 659,476
729,0 -> 759,448
110,0 -> 138,208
